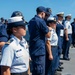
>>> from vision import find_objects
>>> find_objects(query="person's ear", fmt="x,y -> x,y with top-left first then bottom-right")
41,12 -> 44,16
12,27 -> 17,33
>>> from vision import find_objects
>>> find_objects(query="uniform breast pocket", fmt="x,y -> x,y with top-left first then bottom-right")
52,34 -> 56,40
68,25 -> 70,29
15,50 -> 23,58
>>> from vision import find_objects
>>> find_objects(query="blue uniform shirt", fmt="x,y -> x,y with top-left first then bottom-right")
0,24 -> 8,42
0,35 -> 29,73
28,15 -> 49,56
71,22 -> 75,34
56,22 -> 64,37
56,22 -> 64,50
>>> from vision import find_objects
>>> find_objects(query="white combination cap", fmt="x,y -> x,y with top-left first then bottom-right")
8,16 -> 23,23
57,12 -> 64,15
56,12 -> 64,17
47,17 -> 56,21
7,16 -> 27,29
47,17 -> 56,24
66,14 -> 72,17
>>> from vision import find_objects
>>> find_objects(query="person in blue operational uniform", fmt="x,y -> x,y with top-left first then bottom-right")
0,18 -> 8,50
28,6 -> 50,75
46,17 -> 58,75
71,18 -> 75,47
0,16 -> 29,75
4,19 -> 8,25
0,23 -> 8,50
44,8 -> 52,22
63,14 -> 72,60
56,12 -> 64,71
0,17 -> 5,25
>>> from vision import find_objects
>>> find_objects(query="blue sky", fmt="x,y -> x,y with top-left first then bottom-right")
0,0 -> 75,22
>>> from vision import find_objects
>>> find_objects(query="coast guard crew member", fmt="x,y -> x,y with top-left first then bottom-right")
71,18 -> 75,47
0,17 -> 5,25
11,11 -> 27,23
28,6 -> 50,75
46,17 -> 58,75
45,7 -> 52,74
11,11 -> 31,75
0,11 -> 25,75
56,12 -> 64,70
0,19 -> 8,50
63,14 -> 72,60
44,8 -> 52,22
0,24 -> 8,50
0,16 -> 29,75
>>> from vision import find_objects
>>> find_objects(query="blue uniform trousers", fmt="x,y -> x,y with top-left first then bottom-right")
0,66 -> 1,75
63,34 -> 72,59
31,55 -> 45,75
57,36 -> 63,68
72,33 -> 75,46
58,36 -> 64,54
46,46 -> 58,75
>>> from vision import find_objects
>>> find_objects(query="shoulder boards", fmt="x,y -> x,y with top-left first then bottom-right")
5,39 -> 13,45
5,41 -> 10,45
65,21 -> 68,23
57,22 -> 59,24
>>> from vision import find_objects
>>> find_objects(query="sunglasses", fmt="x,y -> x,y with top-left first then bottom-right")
68,18 -> 71,19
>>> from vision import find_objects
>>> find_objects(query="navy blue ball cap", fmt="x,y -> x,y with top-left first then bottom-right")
7,16 -> 27,29
11,11 -> 24,18
46,8 -> 52,15
1,17 -> 4,21
11,11 -> 28,24
36,6 -> 47,13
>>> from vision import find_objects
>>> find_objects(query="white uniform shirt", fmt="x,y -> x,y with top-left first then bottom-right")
64,21 -> 72,34
0,35 -> 29,73
47,29 -> 58,46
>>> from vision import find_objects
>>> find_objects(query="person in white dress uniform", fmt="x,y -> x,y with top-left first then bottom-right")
0,16 -> 29,75
46,17 -> 58,75
63,14 -> 72,60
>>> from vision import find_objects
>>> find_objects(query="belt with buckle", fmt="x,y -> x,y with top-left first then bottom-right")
51,46 -> 58,47
11,71 -> 28,75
